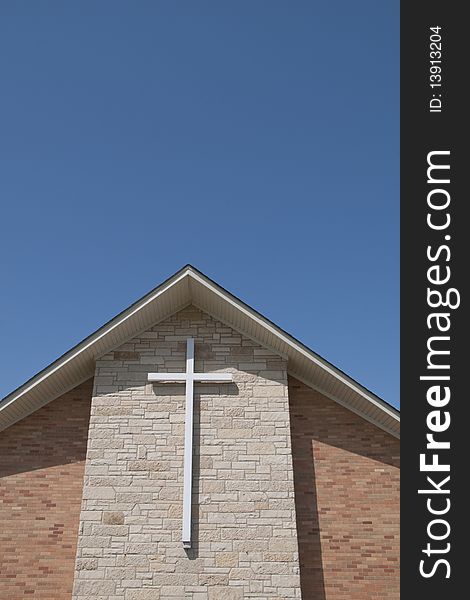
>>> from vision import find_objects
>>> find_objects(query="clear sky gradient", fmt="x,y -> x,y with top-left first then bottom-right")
0,1 -> 399,407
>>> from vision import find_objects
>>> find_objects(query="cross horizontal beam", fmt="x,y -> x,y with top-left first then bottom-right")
148,372 -> 233,383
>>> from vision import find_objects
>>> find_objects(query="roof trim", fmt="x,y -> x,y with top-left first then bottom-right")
188,268 -> 399,422
0,265 -> 399,437
0,267 -> 190,413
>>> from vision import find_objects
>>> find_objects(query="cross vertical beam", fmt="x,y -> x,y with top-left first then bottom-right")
148,337 -> 233,549
182,338 -> 194,548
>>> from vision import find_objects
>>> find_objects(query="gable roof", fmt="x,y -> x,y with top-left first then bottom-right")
0,265 -> 400,437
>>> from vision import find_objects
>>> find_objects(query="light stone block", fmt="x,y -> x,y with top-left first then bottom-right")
72,307 -> 301,598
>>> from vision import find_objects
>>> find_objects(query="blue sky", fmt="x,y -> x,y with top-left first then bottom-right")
0,1 -> 399,407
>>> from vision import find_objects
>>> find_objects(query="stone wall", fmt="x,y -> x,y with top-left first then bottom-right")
288,377 -> 400,600
0,379 -> 93,600
73,307 -> 301,599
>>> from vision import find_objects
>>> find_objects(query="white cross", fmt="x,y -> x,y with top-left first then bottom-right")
148,338 -> 233,548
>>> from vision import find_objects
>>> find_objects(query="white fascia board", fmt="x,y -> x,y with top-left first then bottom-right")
290,370 -> 400,439
187,270 -> 399,424
0,269 -> 190,414
0,265 -> 399,439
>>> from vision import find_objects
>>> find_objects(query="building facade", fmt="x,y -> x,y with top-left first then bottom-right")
0,266 -> 399,599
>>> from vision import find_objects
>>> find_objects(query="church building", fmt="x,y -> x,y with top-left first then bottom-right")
0,265 -> 400,600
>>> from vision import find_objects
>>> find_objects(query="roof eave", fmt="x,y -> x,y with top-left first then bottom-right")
0,265 -> 399,437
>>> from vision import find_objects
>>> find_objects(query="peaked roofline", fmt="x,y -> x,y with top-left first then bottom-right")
0,265 -> 193,407
0,265 -> 400,437
187,265 -> 399,417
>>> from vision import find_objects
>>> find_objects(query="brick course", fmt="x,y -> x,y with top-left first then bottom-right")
288,377 -> 399,600
0,379 -> 93,600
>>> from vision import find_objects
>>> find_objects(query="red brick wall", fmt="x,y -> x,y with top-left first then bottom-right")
288,377 -> 400,600
0,380 -> 93,600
